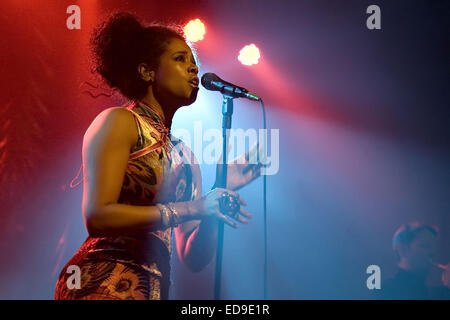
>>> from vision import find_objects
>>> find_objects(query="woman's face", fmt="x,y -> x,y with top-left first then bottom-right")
153,37 -> 199,107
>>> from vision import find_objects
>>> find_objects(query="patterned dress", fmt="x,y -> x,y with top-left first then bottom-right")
54,101 -> 201,300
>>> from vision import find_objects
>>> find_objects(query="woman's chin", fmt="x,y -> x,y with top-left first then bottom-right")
185,88 -> 199,105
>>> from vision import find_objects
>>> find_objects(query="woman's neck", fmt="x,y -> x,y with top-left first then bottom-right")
140,96 -> 175,131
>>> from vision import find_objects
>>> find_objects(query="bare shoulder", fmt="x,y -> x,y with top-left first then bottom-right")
88,107 -> 136,132
84,106 -> 138,146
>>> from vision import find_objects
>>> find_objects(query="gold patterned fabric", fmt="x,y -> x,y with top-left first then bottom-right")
54,101 -> 201,300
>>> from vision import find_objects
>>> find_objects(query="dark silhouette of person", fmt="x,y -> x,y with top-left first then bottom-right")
378,222 -> 450,299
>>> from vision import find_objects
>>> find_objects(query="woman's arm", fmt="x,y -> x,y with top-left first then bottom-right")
175,216 -> 218,273
175,154 -> 219,273
176,186 -> 250,272
82,107 -> 196,237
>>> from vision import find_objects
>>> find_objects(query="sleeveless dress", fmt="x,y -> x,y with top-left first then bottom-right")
54,101 -> 201,300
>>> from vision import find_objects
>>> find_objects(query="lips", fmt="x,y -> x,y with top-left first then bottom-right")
188,77 -> 199,87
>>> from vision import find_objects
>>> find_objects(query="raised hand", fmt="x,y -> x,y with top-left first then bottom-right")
214,143 -> 267,191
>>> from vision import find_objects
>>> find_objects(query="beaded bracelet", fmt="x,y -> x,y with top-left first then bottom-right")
156,203 -> 172,230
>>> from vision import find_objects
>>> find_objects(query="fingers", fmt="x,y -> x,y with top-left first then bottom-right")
239,207 -> 253,219
215,210 -> 251,227
234,191 -> 247,206
242,160 -> 272,179
231,143 -> 259,165
242,162 -> 262,176
235,216 -> 249,225
235,207 -> 253,224
216,209 -> 239,228
244,143 -> 258,163
250,142 -> 261,162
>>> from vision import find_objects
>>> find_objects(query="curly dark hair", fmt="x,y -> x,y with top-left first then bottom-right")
89,11 -> 187,101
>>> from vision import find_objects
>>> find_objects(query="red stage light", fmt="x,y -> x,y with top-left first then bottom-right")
184,19 -> 206,42
238,44 -> 261,66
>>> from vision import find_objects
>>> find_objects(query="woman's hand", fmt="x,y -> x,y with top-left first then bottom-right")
214,143 -> 266,191
191,188 -> 252,228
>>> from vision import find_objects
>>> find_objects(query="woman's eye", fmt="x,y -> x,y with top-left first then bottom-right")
175,56 -> 185,61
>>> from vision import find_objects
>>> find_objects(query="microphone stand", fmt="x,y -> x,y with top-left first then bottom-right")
214,94 -> 234,300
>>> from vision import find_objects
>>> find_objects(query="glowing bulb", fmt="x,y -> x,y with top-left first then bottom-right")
184,19 -> 206,42
238,44 -> 261,66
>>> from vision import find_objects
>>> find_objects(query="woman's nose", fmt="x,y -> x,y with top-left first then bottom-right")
189,64 -> 198,74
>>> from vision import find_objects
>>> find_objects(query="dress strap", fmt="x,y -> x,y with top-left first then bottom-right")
69,103 -> 165,188
126,107 -> 146,151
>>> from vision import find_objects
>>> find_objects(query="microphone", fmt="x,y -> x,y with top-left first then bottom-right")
201,72 -> 261,101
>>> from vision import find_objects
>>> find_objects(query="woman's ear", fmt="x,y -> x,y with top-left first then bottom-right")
137,63 -> 155,82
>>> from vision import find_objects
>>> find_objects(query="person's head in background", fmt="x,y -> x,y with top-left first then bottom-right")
393,222 -> 439,275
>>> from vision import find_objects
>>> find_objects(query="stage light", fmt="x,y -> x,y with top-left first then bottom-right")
238,44 -> 261,66
184,19 -> 206,42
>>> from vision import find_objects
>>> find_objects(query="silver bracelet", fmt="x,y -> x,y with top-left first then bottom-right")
167,202 -> 181,227
156,203 -> 171,230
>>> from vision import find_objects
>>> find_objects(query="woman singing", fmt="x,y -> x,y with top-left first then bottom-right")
54,12 -> 262,300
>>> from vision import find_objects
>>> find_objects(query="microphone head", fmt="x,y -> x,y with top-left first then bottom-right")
201,72 -> 259,100
201,72 -> 221,91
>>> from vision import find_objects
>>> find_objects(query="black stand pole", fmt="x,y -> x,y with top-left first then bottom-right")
214,94 -> 234,300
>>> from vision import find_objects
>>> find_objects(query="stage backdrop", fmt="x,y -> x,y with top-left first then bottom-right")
0,0 -> 449,299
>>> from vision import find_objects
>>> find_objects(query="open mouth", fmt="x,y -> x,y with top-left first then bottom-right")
188,78 -> 199,87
